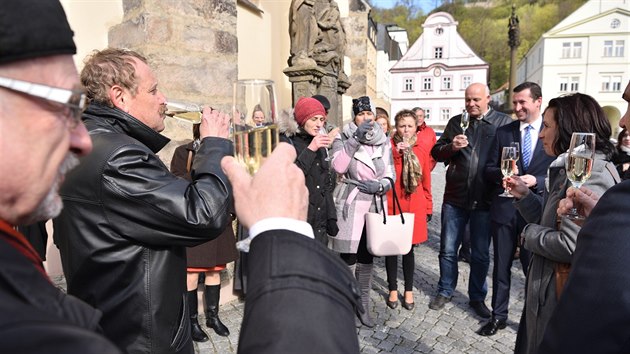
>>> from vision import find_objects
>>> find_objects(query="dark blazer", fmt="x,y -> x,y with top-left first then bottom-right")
238,230 -> 360,354
432,109 -> 512,210
0,231 -> 120,354
485,120 -> 554,224
538,180 -> 630,354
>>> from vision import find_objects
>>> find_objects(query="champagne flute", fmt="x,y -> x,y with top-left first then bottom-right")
499,146 -> 518,197
164,100 -> 202,124
233,79 -> 279,252
565,132 -> 596,220
319,127 -> 333,161
511,142 -> 520,161
460,110 -> 470,132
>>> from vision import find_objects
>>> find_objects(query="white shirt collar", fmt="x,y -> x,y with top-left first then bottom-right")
519,115 -> 543,132
475,107 -> 492,121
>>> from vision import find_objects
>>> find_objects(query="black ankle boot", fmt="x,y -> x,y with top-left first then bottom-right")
187,290 -> 208,342
205,285 -> 230,337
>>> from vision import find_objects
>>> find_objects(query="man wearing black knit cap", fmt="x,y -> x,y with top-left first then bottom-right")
0,0 -> 119,352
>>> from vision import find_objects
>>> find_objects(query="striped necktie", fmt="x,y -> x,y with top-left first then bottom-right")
522,125 -> 532,170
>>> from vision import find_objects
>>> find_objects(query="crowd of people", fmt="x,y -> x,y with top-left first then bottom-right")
2,1 -> 630,354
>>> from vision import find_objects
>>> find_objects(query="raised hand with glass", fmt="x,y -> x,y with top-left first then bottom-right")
499,146 -> 518,197
460,109 -> 470,132
232,79 -> 279,252
564,132 -> 596,219
164,100 -> 203,124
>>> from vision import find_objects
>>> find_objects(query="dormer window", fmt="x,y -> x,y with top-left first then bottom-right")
434,47 -> 443,59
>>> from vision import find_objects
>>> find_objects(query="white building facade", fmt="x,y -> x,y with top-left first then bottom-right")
517,0 -> 629,133
389,12 -> 488,130
373,24 -> 407,113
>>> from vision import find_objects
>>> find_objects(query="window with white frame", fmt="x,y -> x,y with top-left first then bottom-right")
559,77 -> 568,92
440,108 -> 450,120
442,76 -> 452,90
570,77 -> 579,92
425,109 -> 431,120
434,47 -> 443,59
614,40 -> 625,57
461,76 -> 472,89
403,78 -> 414,92
562,42 -> 571,58
604,40 -> 613,56
602,75 -> 623,92
562,42 -> 582,58
613,77 -> 623,91
423,77 -> 432,91
572,42 -> 582,58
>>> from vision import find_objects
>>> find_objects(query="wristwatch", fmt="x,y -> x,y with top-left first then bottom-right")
378,183 -> 384,193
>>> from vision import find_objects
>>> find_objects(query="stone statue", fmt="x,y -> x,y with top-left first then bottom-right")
508,4 -> 520,48
289,0 -> 318,67
285,0 -> 350,127
313,0 -> 348,82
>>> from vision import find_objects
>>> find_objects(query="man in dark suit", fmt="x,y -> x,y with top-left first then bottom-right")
537,80 -> 630,354
479,82 -> 554,336
222,143 -> 360,354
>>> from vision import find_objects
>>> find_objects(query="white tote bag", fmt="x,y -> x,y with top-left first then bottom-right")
365,177 -> 414,257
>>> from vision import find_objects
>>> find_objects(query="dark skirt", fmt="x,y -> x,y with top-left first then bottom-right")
186,221 -> 238,268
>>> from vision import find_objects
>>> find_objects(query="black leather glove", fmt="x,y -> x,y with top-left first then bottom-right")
357,180 -> 382,194
354,120 -> 374,142
327,219 -> 339,236
426,214 -> 432,222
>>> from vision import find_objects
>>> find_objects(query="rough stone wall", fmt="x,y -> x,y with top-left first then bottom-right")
109,0 -> 238,163
343,3 -> 368,99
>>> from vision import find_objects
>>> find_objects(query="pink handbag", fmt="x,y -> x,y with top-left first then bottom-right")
365,177 -> 414,256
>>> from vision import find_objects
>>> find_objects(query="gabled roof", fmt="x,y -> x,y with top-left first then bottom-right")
390,11 -> 487,71
546,0 -> 628,34
545,7 -> 630,37
519,0 -> 629,63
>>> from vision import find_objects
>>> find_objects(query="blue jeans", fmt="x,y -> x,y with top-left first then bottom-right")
437,203 -> 490,301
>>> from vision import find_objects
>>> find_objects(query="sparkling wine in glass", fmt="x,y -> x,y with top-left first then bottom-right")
460,110 -> 470,132
164,100 -> 202,124
233,79 -> 279,252
511,142 -> 520,161
565,132 -> 596,220
499,146 -> 518,197
319,127 -> 332,161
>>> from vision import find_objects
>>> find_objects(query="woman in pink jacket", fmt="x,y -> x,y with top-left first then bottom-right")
330,96 -> 395,327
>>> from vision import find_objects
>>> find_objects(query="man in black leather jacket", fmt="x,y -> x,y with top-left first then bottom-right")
53,48 -> 233,354
429,83 -> 512,316
0,1 -> 120,352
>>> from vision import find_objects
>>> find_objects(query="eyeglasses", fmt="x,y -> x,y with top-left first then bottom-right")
0,76 -> 88,128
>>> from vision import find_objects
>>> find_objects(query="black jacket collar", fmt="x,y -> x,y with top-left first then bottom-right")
82,102 -> 170,153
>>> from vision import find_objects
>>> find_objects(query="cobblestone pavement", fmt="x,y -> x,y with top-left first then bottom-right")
55,164 -> 526,353
191,164 -> 526,353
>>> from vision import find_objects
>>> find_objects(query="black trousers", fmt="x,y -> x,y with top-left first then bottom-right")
490,217 -> 530,320
340,227 -> 374,265
385,247 -> 415,292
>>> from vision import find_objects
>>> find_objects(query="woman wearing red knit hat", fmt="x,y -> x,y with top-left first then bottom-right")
278,97 -> 339,244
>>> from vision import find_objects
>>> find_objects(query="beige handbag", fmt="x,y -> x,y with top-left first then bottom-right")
365,177 -> 414,256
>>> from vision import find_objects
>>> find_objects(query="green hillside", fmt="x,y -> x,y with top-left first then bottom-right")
370,0 -> 588,90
